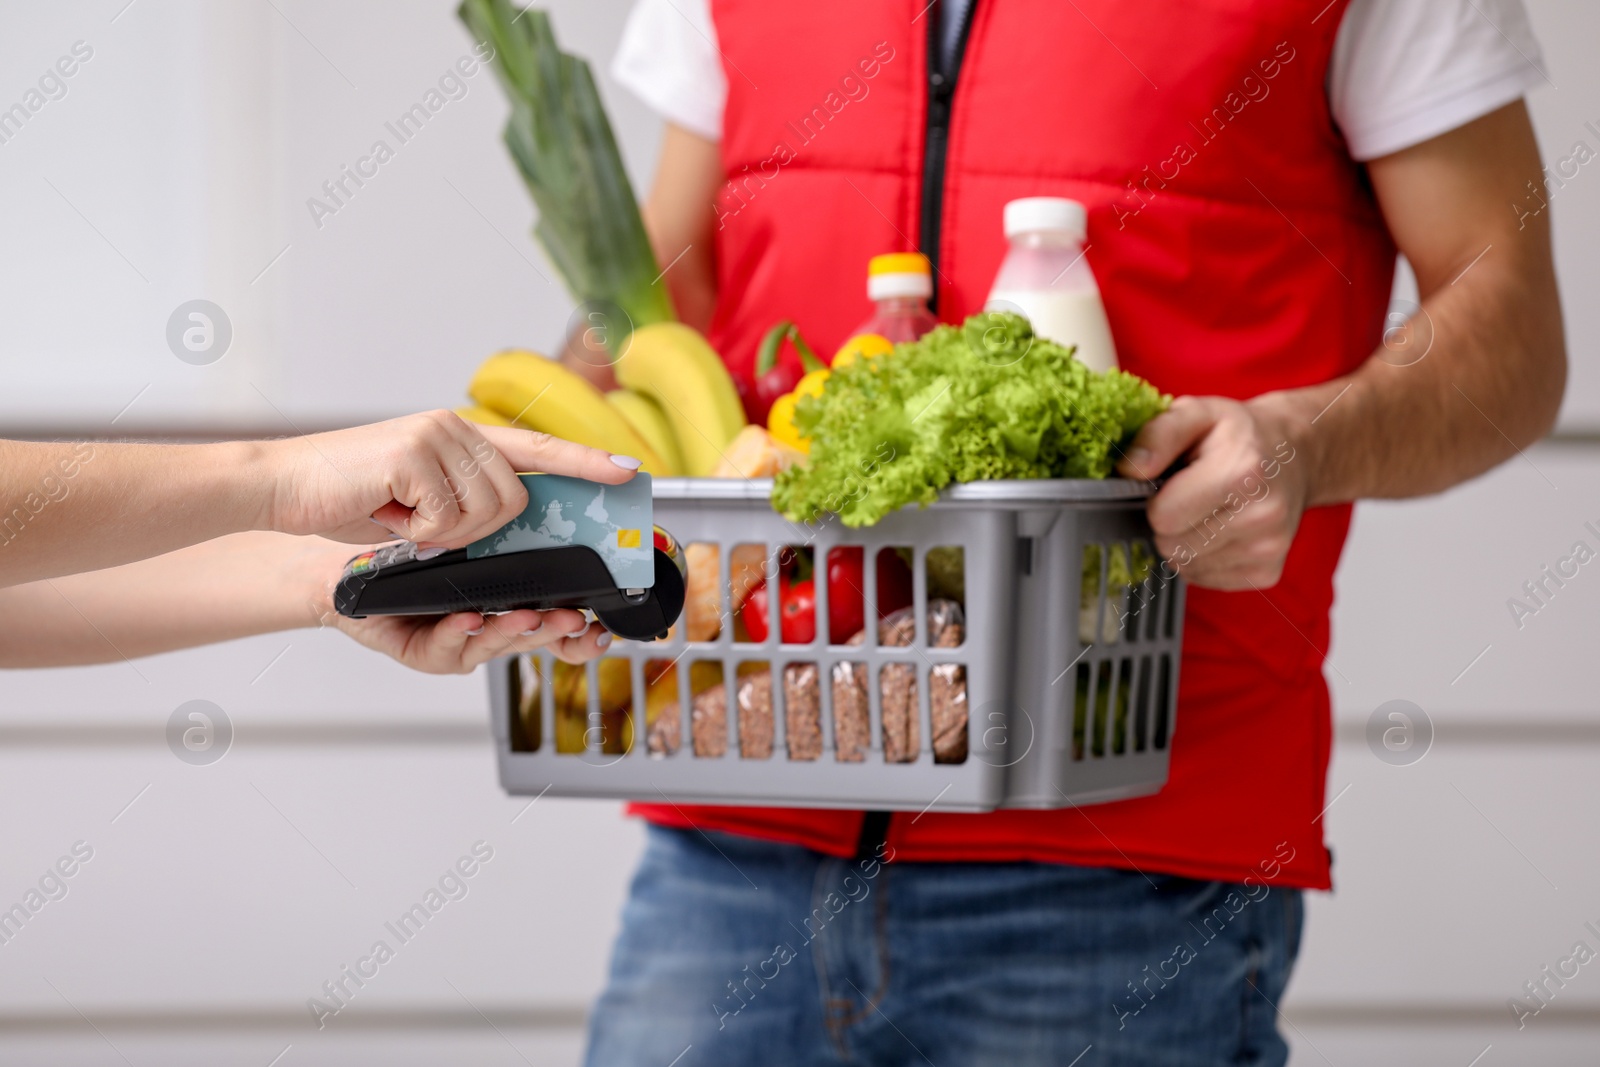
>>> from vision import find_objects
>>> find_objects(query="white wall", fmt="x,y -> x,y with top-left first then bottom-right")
1,1 -> 1598,1064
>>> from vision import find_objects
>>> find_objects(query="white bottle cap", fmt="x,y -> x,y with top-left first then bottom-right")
1003,197 -> 1087,241
868,272 -> 933,301
866,254 -> 933,301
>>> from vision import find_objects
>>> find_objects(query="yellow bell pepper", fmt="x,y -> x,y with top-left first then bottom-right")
832,332 -> 894,368
767,391 -> 807,453
762,329 -> 892,453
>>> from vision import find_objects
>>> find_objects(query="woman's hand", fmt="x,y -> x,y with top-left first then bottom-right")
293,534 -> 617,675
330,606 -> 615,675
263,410 -> 641,548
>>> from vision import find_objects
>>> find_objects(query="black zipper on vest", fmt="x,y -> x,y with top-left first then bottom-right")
850,3 -> 982,860
918,0 -> 980,313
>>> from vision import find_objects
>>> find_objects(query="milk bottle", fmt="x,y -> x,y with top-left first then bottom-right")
985,197 -> 1119,372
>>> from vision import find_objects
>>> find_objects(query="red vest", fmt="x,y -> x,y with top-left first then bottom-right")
631,0 -> 1395,890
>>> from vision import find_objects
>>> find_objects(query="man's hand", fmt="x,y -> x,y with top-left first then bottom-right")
1119,102 -> 1567,591
264,410 -> 640,548
1117,395 -> 1307,590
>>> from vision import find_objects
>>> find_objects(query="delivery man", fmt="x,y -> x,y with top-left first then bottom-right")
574,0 -> 1568,1062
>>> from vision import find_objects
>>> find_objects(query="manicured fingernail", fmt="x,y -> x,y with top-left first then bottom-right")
1126,448 -> 1152,466
416,547 -> 447,561
369,518 -> 388,527
518,619 -> 542,636
465,625 -> 484,636
595,632 -> 613,649
569,619 -> 591,637
609,454 -> 642,470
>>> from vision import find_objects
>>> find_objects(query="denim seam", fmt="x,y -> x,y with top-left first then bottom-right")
814,862 -> 894,1057
811,858 -> 856,1059
1237,936 -> 1264,1062
828,862 -> 894,1032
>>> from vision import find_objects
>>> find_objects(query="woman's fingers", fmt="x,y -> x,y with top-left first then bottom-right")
336,607 -> 620,674
281,411 -> 638,550
474,424 -> 641,484
447,420 -> 531,545
454,610 -> 607,671
548,617 -> 615,664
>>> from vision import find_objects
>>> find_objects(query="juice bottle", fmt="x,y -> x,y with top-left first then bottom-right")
985,197 -> 1119,372
850,253 -> 939,343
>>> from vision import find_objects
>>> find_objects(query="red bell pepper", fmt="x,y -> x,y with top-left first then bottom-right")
745,320 -> 827,425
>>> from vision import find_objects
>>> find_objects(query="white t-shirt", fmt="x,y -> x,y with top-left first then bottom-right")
613,0 -> 1546,162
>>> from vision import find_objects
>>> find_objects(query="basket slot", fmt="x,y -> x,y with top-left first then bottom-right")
908,544 -> 925,650
813,545 -> 831,649
1123,547 -> 1157,646
880,662 -> 919,764
1161,569 -> 1180,640
690,659 -> 730,758
732,660 -> 773,759
1154,653 -> 1173,750
642,657 -> 679,757
930,662 -> 969,764
912,546 -> 934,763
771,544 -> 798,646
782,661 -> 822,760
866,548 -> 885,647
539,655 -> 554,754
830,659 -> 865,761
506,656 -> 534,753
1112,657 -> 1134,755
1141,559 -> 1164,644
924,546 -> 965,642
1092,659 -> 1112,758
1077,541 -> 1110,648
1071,660 -> 1090,761
1133,654 -> 1153,752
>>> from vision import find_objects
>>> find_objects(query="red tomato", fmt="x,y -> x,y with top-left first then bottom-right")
826,549 -> 866,643
740,574 -> 819,644
875,550 -> 915,619
741,577 -> 777,643
781,579 -> 817,644
824,548 -> 915,643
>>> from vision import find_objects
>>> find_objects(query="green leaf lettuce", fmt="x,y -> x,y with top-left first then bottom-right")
771,312 -> 1170,527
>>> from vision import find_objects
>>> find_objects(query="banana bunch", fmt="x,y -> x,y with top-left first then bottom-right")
462,323 -> 746,477
613,323 -> 746,477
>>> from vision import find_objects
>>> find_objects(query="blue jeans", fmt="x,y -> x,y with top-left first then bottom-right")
585,826 -> 1303,1067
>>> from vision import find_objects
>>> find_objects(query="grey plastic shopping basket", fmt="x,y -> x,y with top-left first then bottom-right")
488,477 -> 1184,814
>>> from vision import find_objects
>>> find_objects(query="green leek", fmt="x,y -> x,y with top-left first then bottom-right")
458,0 -> 675,348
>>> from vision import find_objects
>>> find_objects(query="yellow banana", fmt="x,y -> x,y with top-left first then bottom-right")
614,323 -> 746,476
468,349 -> 668,475
455,404 -> 514,427
604,388 -> 686,476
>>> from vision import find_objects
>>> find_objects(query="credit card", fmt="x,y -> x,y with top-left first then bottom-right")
466,472 -> 654,589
